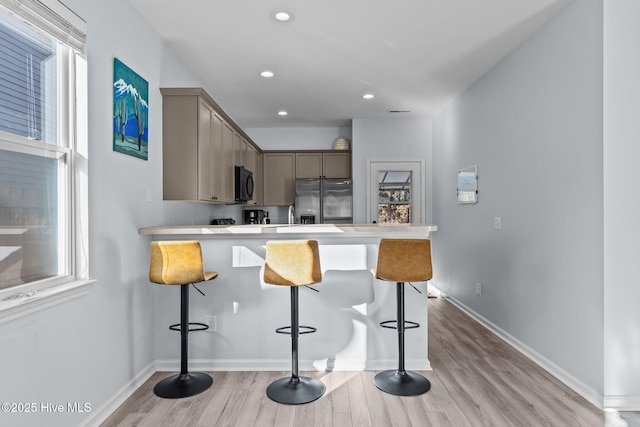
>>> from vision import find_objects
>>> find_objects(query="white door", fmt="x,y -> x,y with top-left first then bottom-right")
367,159 -> 424,224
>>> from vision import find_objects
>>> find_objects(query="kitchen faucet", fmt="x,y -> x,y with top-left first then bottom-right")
288,205 -> 295,225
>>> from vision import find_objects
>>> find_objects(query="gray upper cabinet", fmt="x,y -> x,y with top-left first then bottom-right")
295,151 -> 351,179
264,150 -> 351,206
295,153 -> 322,178
322,152 -> 351,178
263,152 -> 295,206
221,120 -> 234,203
210,111 -> 225,202
196,99 -> 216,201
233,131 -> 246,167
162,87 -> 349,207
161,88 -> 260,204
161,90 -> 216,202
245,143 -> 262,206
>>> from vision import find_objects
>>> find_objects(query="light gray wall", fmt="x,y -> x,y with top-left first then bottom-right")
352,118 -> 433,224
431,0 -> 604,395
246,126 -> 352,151
247,120 -> 433,227
0,1 -> 234,425
603,0 -> 640,400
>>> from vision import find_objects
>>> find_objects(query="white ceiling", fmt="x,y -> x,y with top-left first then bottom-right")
128,0 -> 570,129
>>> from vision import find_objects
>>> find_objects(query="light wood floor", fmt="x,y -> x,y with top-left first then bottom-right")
102,296 -> 620,427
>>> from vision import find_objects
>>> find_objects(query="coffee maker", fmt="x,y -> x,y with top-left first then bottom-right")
244,209 -> 269,224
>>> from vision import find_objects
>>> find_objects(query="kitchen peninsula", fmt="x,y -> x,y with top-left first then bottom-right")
139,223 -> 436,237
139,223 -> 437,373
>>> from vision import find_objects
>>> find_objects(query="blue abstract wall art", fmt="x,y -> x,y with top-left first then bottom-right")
113,58 -> 149,160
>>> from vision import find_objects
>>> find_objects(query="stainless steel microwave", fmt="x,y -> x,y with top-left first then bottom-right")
234,165 -> 254,202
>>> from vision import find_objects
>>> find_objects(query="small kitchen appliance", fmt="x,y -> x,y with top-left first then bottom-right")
300,215 -> 315,224
210,218 -> 235,225
235,165 -> 254,202
244,209 -> 269,224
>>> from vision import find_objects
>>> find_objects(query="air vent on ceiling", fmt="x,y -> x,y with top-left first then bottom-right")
389,110 -> 411,113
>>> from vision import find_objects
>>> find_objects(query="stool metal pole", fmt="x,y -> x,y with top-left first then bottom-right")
153,284 -> 213,399
373,281 -> 431,396
291,287 -> 299,382
180,284 -> 189,376
396,282 -> 406,375
266,286 -> 325,404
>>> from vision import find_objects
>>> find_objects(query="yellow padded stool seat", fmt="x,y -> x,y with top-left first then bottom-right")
263,240 -> 325,405
264,240 -> 322,286
149,240 -> 217,399
375,238 -> 432,283
150,240 -> 218,285
374,238 -> 432,397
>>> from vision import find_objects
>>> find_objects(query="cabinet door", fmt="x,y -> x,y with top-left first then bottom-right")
323,152 -> 351,178
263,153 -> 295,205
245,144 -> 261,205
295,153 -> 322,178
197,99 -> 214,201
162,95 -> 199,201
233,132 -> 246,167
255,152 -> 262,205
211,112 -> 224,201
221,121 -> 235,203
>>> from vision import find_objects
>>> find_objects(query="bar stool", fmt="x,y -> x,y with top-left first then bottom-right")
373,238 -> 432,396
149,240 -> 218,398
263,240 -> 325,404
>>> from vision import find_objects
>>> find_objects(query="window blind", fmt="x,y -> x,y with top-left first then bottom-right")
0,18 -> 53,139
0,0 -> 85,52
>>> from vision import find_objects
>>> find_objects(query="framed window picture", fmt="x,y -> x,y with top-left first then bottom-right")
457,165 -> 478,204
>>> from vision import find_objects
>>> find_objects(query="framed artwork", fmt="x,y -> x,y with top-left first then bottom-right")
113,58 -> 148,160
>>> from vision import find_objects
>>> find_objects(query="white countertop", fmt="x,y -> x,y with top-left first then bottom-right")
139,223 -> 437,237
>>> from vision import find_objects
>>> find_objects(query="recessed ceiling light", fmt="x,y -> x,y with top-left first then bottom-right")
274,12 -> 292,22
278,111 -> 288,116
260,70 -> 274,78
363,93 -> 375,100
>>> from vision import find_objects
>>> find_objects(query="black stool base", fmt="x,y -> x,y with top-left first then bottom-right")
267,376 -> 326,404
154,372 -> 213,399
374,370 -> 431,396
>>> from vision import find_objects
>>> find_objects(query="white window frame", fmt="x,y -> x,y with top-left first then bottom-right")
0,0 -> 93,324
366,158 -> 425,224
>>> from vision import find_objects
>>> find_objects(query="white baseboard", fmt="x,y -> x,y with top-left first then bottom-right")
79,362 -> 155,427
604,395 -> 640,411
155,358 -> 432,372
442,295 -> 604,410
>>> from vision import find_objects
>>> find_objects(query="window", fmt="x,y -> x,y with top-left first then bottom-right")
377,171 -> 412,224
0,0 -> 90,322
367,159 -> 424,224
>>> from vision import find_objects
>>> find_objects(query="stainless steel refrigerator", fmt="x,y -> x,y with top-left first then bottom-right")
295,178 -> 353,224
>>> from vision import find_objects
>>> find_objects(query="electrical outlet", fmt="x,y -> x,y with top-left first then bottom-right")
476,283 -> 482,296
206,315 -> 217,332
